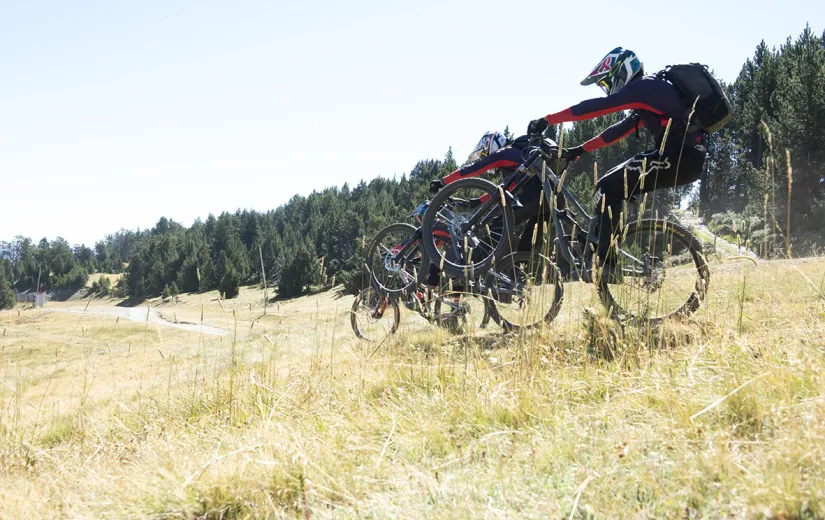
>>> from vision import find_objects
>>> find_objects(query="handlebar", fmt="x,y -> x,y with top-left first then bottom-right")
524,131 -> 579,161
520,137 -> 570,174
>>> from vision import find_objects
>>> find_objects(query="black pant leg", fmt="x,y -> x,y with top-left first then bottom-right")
512,176 -> 552,253
594,145 -> 706,263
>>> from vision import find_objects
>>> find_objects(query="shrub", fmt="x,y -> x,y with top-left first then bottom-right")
337,265 -> 367,296
112,277 -> 129,298
279,246 -> 320,298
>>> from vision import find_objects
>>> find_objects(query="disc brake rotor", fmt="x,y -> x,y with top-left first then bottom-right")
383,252 -> 402,274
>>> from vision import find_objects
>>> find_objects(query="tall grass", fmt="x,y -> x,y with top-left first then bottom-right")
1,257 -> 825,518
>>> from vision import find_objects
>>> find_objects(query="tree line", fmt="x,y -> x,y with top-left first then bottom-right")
0,157 -> 456,306
116,154 -> 459,302
700,25 -> 825,255
0,229 -> 139,295
1,25 -> 822,309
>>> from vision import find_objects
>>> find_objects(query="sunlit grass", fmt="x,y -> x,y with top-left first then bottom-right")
1,257 -> 824,518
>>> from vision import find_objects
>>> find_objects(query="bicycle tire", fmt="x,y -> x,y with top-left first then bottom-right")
350,288 -> 401,341
366,222 -> 420,297
597,219 -> 710,324
486,251 -> 564,332
421,177 -> 515,281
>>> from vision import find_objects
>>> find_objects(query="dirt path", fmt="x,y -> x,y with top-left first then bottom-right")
673,210 -> 759,260
46,306 -> 229,336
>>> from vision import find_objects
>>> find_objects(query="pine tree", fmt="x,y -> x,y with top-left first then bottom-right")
0,266 -> 16,310
220,265 -> 241,299
279,244 -> 317,298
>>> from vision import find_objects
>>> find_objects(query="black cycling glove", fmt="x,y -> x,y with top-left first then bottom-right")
562,145 -> 586,161
527,118 -> 549,135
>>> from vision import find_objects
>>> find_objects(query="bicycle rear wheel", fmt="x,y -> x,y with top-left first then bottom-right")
421,178 -> 515,281
350,288 -> 401,341
366,223 -> 421,297
485,252 -> 564,332
597,219 -> 709,324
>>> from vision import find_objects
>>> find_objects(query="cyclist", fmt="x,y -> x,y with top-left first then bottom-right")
426,131 -> 551,287
527,47 -> 712,281
429,131 -> 552,253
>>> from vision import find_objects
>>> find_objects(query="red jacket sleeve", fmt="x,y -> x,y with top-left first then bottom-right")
544,78 -> 668,126
581,114 -> 640,152
443,146 -> 524,184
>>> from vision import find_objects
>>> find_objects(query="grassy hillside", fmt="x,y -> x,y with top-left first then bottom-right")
1,256 -> 824,518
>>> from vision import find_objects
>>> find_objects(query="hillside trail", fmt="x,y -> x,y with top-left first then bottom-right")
672,209 -> 759,260
45,305 -> 229,336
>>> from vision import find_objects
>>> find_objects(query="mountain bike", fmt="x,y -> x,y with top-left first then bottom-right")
362,198 -> 566,333
361,205 -> 491,334
419,135 -> 710,324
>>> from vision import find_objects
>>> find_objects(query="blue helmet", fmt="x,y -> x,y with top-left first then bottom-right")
581,47 -> 644,96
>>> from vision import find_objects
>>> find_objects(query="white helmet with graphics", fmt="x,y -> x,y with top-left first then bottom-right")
466,131 -> 508,165
581,47 -> 644,96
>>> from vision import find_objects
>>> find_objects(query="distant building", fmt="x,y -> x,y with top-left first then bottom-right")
16,292 -> 47,306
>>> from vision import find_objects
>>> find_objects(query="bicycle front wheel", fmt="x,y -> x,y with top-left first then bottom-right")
421,178 -> 515,281
597,219 -> 710,324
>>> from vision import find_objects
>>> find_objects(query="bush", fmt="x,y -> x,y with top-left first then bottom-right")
112,277 -> 129,298
90,277 -> 112,296
709,211 -> 750,239
708,211 -> 782,255
160,281 -> 179,300
337,265 -> 368,296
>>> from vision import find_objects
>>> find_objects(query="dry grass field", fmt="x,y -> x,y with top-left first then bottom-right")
1,256 -> 824,518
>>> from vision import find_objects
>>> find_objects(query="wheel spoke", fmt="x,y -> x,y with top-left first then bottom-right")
422,179 -> 513,280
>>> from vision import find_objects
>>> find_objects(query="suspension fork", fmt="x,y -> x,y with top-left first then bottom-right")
370,293 -> 390,319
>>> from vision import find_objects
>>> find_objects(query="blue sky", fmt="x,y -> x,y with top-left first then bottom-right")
1,1 -> 821,246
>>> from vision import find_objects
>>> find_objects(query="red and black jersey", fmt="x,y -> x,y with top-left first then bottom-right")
442,146 -> 526,184
543,75 -> 703,152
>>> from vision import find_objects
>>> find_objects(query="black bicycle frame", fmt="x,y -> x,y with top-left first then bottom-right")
524,148 -> 600,281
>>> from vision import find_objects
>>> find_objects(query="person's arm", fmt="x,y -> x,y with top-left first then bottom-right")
543,79 -> 667,125
581,114 -> 640,152
442,147 -> 523,184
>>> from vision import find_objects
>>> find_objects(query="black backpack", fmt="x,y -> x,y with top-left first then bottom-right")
658,63 -> 732,134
